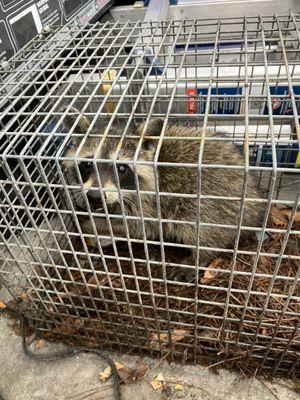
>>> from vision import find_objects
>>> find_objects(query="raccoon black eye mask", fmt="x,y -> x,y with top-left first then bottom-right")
63,110 -> 265,282
78,161 -> 93,183
116,164 -> 136,190
77,161 -> 136,189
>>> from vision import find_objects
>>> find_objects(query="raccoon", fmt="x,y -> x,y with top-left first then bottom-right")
62,109 -> 265,281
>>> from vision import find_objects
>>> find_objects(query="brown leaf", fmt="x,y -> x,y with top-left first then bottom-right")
280,207 -> 300,224
150,373 -> 166,390
112,279 -> 123,288
114,361 -> 135,384
73,319 -> 84,328
20,292 -> 29,301
281,208 -> 292,220
201,258 -> 223,283
201,330 -> 218,341
150,329 -> 192,349
135,360 -> 149,381
172,328 -> 192,342
269,206 -> 300,226
87,276 -> 97,285
283,209 -> 299,224
117,367 -> 135,384
34,339 -> 46,350
269,206 -> 289,227
99,361 -> 133,383
259,256 -> 270,267
11,320 -> 22,336
114,361 -> 125,370
9,318 -> 33,337
150,332 -> 168,349
103,360 -> 150,384
47,304 -> 54,312
114,361 -> 149,383
261,328 -> 269,336
153,332 -> 168,340
0,301 -> 6,309
56,322 -> 77,337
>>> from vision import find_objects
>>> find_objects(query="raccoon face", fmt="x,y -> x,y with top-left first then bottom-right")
62,109 -> 163,213
75,156 -> 137,212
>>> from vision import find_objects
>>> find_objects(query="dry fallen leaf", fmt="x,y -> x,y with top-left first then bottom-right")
259,256 -> 270,267
0,301 -> 6,309
73,319 -> 84,328
135,360 -> 149,381
150,329 -> 192,349
150,372 -> 166,390
114,360 -> 149,384
285,209 -> 300,224
281,208 -> 292,220
261,328 -> 269,336
99,365 -> 112,382
114,361 -> 125,370
269,206 -> 289,227
99,360 -> 149,385
47,304 -> 54,312
9,319 -> 22,336
150,332 -> 168,349
87,275 -> 97,285
201,258 -> 223,284
269,206 -> 300,227
174,384 -> 184,391
34,338 -> 46,350
277,206 -> 300,222
172,329 -> 192,342
200,330 -> 218,342
116,365 -> 135,384
20,292 -> 29,301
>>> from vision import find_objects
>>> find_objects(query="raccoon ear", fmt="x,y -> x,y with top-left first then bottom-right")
137,118 -> 164,137
138,118 -> 164,152
61,107 -> 90,136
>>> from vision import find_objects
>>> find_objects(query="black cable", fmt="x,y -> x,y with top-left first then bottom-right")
0,305 -> 121,400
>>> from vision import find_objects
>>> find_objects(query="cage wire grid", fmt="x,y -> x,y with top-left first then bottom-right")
0,13 -> 299,377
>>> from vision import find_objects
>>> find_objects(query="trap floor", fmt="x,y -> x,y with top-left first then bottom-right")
0,306 -> 298,400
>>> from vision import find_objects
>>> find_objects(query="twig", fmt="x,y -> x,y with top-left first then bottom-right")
257,377 -> 281,400
206,356 -> 243,370
150,351 -> 171,369
65,384 -> 113,399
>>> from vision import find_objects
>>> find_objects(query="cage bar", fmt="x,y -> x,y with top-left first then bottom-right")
0,13 -> 299,377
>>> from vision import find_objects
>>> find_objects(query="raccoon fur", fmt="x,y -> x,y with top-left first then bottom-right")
63,109 -> 265,280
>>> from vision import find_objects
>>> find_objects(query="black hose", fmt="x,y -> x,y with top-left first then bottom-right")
0,305 -> 121,400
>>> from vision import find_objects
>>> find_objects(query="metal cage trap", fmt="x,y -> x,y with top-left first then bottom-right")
0,12 -> 299,378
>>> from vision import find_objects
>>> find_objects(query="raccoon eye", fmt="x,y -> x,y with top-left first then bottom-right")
117,164 -> 130,176
78,161 -> 93,182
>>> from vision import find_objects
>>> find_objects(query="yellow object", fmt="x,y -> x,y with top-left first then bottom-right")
150,373 -> 166,390
102,69 -> 117,113
174,384 -> 184,391
134,1 -> 144,7
296,150 -> 300,167
99,365 -> 112,381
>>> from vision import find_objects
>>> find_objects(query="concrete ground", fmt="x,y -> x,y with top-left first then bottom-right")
0,313 -> 298,400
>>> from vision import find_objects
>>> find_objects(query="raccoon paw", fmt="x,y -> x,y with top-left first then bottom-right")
84,236 -> 113,250
166,265 -> 195,282
166,259 -> 209,282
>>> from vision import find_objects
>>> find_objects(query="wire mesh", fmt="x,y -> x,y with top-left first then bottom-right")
0,13 -> 299,377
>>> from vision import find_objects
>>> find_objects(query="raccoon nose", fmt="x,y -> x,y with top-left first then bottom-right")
87,189 -> 102,203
